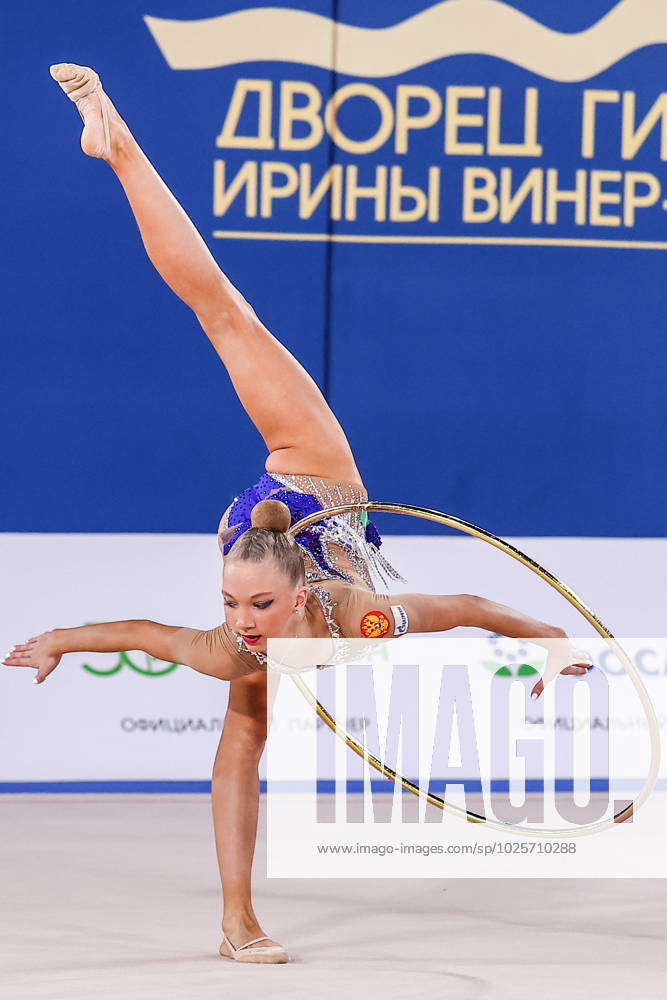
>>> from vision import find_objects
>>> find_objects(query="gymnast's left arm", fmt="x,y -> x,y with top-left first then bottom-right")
343,586 -> 565,644
386,592 -> 593,695
393,592 -> 563,643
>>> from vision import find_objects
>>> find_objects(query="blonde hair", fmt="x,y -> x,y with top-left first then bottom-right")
227,498 -> 305,586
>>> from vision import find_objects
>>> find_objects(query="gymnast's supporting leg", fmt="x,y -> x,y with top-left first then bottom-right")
50,63 -> 361,484
211,672 -> 286,958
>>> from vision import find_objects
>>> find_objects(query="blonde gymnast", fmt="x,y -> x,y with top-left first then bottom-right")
3,64 -> 592,964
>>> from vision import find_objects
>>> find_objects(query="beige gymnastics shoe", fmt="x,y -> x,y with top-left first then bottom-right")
219,932 -> 290,964
49,62 -> 113,159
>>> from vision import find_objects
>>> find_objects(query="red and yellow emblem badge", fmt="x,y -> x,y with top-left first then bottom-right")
360,610 -> 391,638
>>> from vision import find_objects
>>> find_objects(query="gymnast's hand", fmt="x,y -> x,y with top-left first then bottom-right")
530,637 -> 593,700
2,631 -> 63,684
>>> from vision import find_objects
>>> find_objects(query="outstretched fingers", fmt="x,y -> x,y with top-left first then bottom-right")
2,639 -> 38,667
530,666 -> 591,700
530,643 -> 593,700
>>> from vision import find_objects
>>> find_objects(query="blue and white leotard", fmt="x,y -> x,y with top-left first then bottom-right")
217,471 -> 404,590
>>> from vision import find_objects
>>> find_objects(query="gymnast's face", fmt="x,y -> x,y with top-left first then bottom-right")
222,557 -> 308,653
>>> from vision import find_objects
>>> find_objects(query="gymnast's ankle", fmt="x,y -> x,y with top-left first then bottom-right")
222,901 -> 259,928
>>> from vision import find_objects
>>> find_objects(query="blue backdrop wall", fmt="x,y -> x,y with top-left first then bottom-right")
2,1 -> 665,536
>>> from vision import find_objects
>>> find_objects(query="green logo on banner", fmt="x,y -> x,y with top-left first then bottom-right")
480,635 -> 540,677
82,650 -> 179,678
480,660 -> 539,678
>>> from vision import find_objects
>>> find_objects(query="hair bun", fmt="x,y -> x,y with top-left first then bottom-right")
250,498 -> 292,532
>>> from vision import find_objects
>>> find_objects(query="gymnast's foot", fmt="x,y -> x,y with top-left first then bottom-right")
49,63 -> 128,161
220,917 -> 289,963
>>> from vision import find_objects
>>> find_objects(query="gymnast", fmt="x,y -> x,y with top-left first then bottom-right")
2,64 -> 593,964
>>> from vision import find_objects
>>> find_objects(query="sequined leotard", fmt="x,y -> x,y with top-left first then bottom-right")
212,471 -> 406,671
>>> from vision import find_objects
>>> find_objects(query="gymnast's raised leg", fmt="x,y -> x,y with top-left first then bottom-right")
49,62 -> 361,486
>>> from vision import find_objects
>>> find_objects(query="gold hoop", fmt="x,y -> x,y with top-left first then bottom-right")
287,501 -> 660,838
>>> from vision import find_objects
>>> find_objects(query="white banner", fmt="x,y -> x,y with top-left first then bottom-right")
0,533 -> 664,785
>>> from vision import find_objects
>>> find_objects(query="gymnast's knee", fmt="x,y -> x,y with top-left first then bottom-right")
213,713 -> 267,775
236,718 -> 268,752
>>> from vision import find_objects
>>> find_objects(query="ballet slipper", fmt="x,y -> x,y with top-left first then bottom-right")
49,62 -> 112,159
219,932 -> 290,964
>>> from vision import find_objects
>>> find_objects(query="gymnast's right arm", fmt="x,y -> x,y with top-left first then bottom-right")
1,621 -> 259,684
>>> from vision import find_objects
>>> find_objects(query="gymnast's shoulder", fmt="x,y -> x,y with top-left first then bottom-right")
319,579 -> 411,639
141,619 -> 263,680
